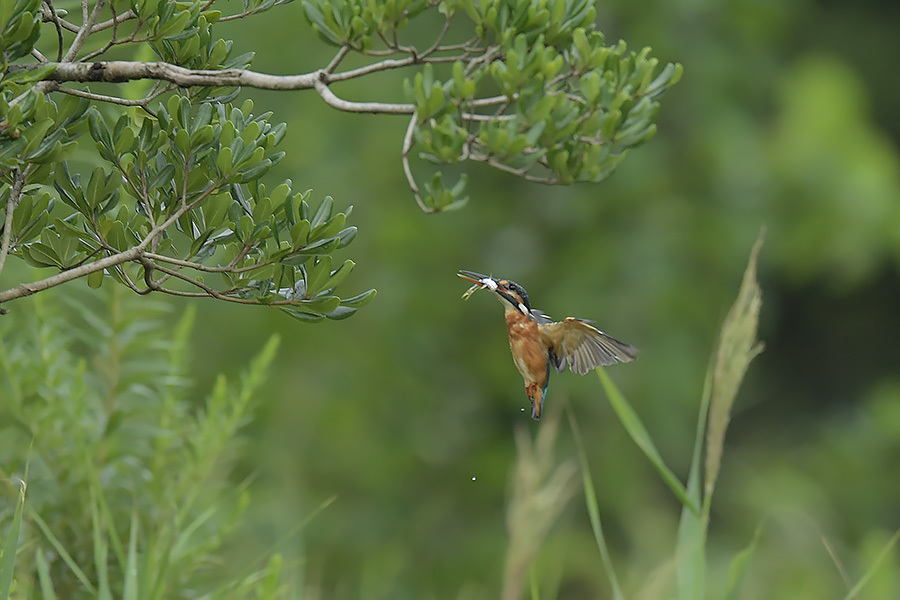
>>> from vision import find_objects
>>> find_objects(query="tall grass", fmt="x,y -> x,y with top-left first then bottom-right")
0,287 -> 287,599
502,230 -> 900,599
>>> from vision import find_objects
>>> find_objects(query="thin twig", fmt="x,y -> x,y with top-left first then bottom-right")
53,85 -> 157,107
143,251 -> 274,274
0,182 -> 222,304
324,46 -> 351,74
400,112 -> 432,213
0,171 -> 27,281
328,54 -> 461,83
313,79 -> 414,114
420,17 -> 452,59
80,1 -> 123,62
64,0 -> 105,62
469,151 -> 558,184
218,3 -> 273,22
143,260 -> 295,305
43,0 -> 65,61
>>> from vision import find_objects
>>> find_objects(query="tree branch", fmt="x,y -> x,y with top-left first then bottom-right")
0,246 -> 143,305
63,0 -> 105,62
0,170 -> 28,284
401,112 -> 432,213
53,84 -> 166,108
141,260 -> 298,306
29,60 -> 317,89
0,182 -> 221,306
312,79 -> 413,114
41,5 -> 137,34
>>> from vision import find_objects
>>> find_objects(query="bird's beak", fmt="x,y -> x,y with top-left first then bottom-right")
456,269 -> 497,299
458,270 -> 500,300
457,270 -> 496,288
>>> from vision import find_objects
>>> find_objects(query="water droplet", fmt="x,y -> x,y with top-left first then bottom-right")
521,408 -> 525,412
471,477 -> 476,481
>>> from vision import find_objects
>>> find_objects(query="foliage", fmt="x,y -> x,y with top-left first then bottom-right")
561,234 -> 900,600
197,1 -> 900,597
0,0 -> 381,316
0,286 -> 284,598
0,0 -> 680,315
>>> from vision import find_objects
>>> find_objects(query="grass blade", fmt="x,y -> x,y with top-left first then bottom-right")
90,482 -> 112,600
596,367 -> 699,515
843,526 -> 900,600
675,367 -> 713,600
705,230 -> 765,505
29,509 -> 97,594
34,549 -> 58,600
567,407 -> 624,600
529,567 -> 541,600
0,479 -> 25,600
724,524 -> 762,600
123,509 -> 139,600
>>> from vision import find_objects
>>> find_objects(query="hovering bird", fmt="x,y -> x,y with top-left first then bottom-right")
458,270 -> 637,420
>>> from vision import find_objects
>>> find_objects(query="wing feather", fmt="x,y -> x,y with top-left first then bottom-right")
538,318 -> 637,375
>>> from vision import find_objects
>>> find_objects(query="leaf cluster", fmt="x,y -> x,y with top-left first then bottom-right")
1,1 -> 374,317
0,289 -> 285,598
1,90 -> 373,318
303,0 -> 682,211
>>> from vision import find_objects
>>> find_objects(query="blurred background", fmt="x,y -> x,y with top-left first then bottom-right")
41,0 -> 900,597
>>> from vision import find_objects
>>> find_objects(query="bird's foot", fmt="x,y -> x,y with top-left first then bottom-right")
525,383 -> 542,420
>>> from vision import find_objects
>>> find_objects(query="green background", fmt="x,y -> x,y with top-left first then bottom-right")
15,0 -> 900,597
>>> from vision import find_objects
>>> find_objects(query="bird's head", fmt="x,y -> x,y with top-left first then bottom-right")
458,270 -> 532,316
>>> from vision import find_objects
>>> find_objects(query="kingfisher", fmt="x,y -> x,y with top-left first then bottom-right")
458,270 -> 637,420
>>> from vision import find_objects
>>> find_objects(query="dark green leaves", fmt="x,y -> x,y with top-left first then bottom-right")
0,0 -> 42,65
398,18 -> 681,209
2,90 -> 371,322
0,93 -> 89,171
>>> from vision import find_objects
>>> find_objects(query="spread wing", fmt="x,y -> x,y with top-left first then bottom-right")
538,317 -> 638,375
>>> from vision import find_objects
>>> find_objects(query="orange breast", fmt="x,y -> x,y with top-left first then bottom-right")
505,309 -> 548,389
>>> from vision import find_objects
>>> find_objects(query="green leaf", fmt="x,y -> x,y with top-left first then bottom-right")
87,269 -> 104,289
724,525 -> 762,600
290,219 -> 311,247
843,527 -> 900,600
299,294 -> 341,314
280,306 -> 326,322
325,259 -> 354,290
122,510 -> 139,600
306,256 -> 332,296
1,63 -> 56,85
325,305 -> 357,320
29,510 -> 97,594
341,288 -> 377,308
282,236 -> 339,262
567,409 -> 624,600
0,479 -> 25,599
336,225 -> 357,248
310,196 -> 334,229
34,550 -> 57,600
596,367 -> 699,515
